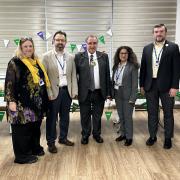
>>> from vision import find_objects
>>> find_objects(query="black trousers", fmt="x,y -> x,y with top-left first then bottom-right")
79,90 -> 105,138
145,79 -> 175,139
11,120 -> 42,161
46,87 -> 72,145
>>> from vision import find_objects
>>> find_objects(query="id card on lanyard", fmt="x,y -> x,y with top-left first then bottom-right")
55,54 -> 66,76
39,79 -> 45,86
36,66 -> 45,86
114,65 -> 125,89
153,46 -> 163,77
153,46 -> 163,66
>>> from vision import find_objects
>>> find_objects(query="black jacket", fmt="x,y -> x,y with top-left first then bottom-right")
75,51 -> 111,102
139,40 -> 180,92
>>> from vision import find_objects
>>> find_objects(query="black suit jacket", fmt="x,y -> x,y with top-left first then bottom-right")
75,51 -> 111,102
139,40 -> 180,92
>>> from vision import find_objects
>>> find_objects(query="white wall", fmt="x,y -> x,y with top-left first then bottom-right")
176,0 -> 180,45
176,0 -> 180,88
0,0 -> 178,77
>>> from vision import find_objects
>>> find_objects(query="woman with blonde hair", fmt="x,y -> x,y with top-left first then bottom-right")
5,37 -> 50,164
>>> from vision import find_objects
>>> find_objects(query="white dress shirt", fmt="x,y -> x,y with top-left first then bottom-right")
53,49 -> 67,87
87,51 -> 100,89
152,42 -> 164,78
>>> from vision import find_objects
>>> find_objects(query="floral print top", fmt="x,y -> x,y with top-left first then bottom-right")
5,57 -> 48,124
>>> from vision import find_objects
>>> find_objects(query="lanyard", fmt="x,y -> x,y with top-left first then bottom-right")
115,65 -> 125,82
153,46 -> 163,64
55,54 -> 65,71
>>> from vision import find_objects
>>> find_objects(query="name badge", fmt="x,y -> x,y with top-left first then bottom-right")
90,60 -> 96,66
114,85 -> 119,90
153,66 -> 158,78
39,79 -> 45,86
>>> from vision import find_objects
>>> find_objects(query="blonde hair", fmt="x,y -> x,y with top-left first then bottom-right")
14,37 -> 38,59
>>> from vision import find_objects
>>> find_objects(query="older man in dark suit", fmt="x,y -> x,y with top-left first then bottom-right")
140,24 -> 180,149
75,35 -> 111,144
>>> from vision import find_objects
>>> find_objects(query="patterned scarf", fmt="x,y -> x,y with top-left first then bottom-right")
21,57 -> 50,88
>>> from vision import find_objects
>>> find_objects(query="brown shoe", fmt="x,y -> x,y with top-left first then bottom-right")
48,144 -> 57,153
58,139 -> 74,146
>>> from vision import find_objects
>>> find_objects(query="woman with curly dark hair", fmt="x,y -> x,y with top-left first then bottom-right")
112,46 -> 139,146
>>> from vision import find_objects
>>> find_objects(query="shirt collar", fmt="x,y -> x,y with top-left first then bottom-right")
154,40 -> 165,48
53,48 -> 65,56
87,51 -> 97,59
119,61 -> 127,67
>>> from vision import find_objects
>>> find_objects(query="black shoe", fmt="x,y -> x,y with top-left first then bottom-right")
58,139 -> 74,146
14,155 -> 38,164
124,139 -> 132,146
48,144 -> 57,153
81,136 -> 89,145
33,149 -> 45,156
93,136 -> 104,143
146,137 -> 157,146
115,135 -> 126,142
163,138 -> 172,149
32,146 -> 45,156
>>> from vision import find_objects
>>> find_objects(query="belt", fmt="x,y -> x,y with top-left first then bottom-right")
88,89 -> 101,93
59,86 -> 67,89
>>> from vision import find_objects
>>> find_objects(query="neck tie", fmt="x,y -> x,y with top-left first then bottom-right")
89,54 -> 95,91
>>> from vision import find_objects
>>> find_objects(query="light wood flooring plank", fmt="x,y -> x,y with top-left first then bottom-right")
0,110 -> 180,180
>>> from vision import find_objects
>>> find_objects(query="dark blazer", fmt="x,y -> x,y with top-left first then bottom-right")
112,62 -> 138,103
139,40 -> 180,92
75,51 -> 111,102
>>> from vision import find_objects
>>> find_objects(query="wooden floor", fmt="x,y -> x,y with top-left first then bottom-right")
1,110 -> 180,180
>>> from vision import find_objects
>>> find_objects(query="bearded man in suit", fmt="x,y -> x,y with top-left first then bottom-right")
140,24 -> 180,149
42,31 -> 78,153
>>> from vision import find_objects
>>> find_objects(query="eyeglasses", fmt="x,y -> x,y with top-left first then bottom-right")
120,53 -> 128,55
54,38 -> 66,42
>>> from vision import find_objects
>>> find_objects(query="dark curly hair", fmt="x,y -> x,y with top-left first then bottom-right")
113,46 -> 139,71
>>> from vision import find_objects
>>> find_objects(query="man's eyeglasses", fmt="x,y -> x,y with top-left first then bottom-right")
54,38 -> 66,43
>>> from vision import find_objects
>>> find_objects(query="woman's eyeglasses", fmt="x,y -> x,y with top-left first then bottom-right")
120,53 -> 128,55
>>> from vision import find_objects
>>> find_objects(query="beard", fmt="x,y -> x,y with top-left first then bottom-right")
55,44 -> 65,51
155,36 -> 165,43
